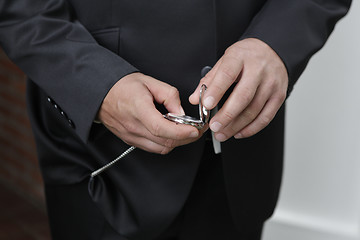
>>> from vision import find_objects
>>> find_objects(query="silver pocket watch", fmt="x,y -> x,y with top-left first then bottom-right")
163,84 -> 210,129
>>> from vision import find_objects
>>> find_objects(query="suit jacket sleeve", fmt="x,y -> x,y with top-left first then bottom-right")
0,0 -> 138,143
240,0 -> 352,96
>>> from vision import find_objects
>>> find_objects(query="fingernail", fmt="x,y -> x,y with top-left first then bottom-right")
215,133 -> 227,142
210,122 -> 222,132
190,131 -> 199,138
203,96 -> 215,109
179,107 -> 185,115
234,133 -> 243,139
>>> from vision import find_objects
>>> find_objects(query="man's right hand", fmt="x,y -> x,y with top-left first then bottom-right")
97,72 -> 205,154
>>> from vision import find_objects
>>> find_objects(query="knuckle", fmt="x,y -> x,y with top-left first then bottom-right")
212,82 -> 226,94
237,86 -> 254,104
243,109 -> 257,120
123,122 -> 138,134
271,92 -> 286,107
240,91 -> 253,104
201,74 -> 211,84
270,78 -> 285,93
220,66 -> 238,82
242,88 -> 254,103
278,91 -> 287,102
133,97 -> 142,110
259,115 -> 271,127
223,110 -> 235,122
170,129 -> 183,140
167,86 -> 180,99
225,45 -> 239,57
229,124 -> 240,135
160,147 -> 173,155
265,77 -> 277,89
151,122 -> 161,137
164,138 -> 176,149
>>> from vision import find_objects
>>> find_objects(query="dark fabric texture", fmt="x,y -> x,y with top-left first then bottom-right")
45,141 -> 263,240
0,0 -> 351,239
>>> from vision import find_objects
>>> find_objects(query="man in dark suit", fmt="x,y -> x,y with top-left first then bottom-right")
0,0 -> 351,239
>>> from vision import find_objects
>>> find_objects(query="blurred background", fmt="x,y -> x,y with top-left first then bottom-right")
0,35 -> 51,239
0,1 -> 358,240
0,53 -> 51,237
263,1 -> 360,240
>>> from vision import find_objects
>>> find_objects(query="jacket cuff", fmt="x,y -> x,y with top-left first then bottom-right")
239,0 -> 351,97
69,49 -> 138,143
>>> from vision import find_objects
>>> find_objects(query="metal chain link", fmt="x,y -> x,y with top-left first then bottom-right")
90,146 -> 136,178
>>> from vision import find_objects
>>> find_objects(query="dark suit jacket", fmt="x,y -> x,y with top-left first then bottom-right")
0,0 -> 351,239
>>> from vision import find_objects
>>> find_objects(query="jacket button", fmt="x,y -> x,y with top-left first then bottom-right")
60,110 -> 67,118
68,119 -> 75,129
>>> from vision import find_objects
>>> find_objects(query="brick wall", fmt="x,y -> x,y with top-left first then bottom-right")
0,48 -> 46,209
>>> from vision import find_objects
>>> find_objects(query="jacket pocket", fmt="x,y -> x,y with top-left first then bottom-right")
91,28 -> 120,55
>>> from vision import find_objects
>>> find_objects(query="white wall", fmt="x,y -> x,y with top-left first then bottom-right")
263,1 -> 360,240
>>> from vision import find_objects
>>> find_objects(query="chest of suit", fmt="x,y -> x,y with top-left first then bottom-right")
66,0 -> 265,114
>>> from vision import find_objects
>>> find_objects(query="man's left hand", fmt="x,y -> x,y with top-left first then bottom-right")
189,38 -> 288,142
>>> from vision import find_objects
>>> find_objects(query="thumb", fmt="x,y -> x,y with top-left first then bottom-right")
189,65 -> 214,105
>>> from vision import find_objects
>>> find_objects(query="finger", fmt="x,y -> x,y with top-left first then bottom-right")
209,67 -> 260,134
101,122 -> 169,153
144,77 -> 185,115
109,117 -> 204,153
213,83 -> 271,141
138,99 -> 200,140
234,96 -> 284,139
229,74 -> 287,139
131,119 -> 206,149
120,134 -> 175,155
202,51 -> 244,110
189,59 -> 222,105
109,118 -> 171,148
129,77 -> 199,140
